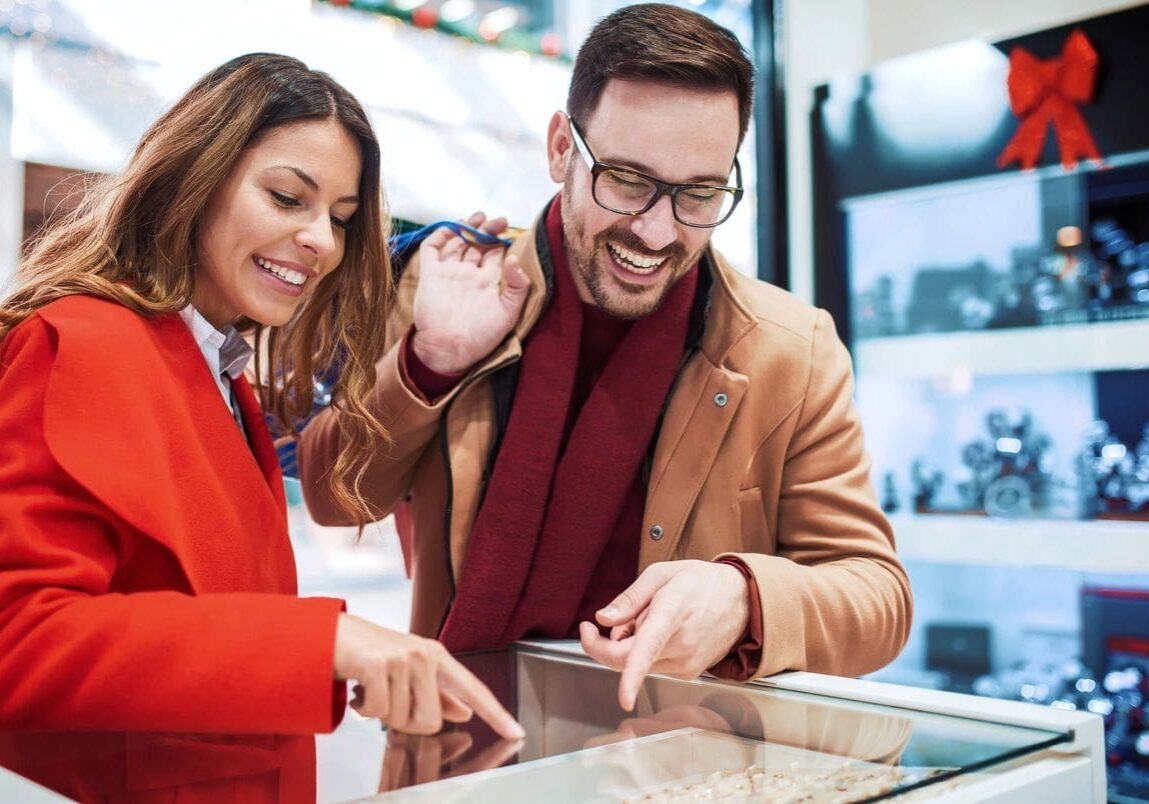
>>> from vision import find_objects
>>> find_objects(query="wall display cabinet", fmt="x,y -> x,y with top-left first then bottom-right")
846,156 -> 1149,569
812,6 -> 1149,800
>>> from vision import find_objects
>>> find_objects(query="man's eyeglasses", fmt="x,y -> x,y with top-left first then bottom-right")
567,116 -> 743,229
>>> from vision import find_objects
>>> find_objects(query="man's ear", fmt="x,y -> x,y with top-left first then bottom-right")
546,111 -> 572,183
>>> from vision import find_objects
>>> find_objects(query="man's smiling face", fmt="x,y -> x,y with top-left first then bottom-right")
550,78 -> 740,319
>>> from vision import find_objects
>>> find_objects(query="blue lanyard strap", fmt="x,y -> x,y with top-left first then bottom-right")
389,219 -> 514,259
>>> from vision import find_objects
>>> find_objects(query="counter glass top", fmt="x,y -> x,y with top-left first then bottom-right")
378,643 -> 1070,803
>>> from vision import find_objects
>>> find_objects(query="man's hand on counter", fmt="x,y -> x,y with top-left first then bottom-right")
579,560 -> 750,711
333,614 -> 525,740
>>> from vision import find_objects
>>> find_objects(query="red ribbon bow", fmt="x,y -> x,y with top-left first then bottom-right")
997,29 -> 1102,171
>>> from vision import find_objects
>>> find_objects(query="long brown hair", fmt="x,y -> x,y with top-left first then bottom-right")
0,53 -> 392,526
567,3 -> 754,143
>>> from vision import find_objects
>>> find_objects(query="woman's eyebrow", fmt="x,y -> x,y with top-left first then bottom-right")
270,164 -> 359,204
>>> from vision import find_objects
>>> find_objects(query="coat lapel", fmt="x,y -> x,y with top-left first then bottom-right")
642,358 -> 747,564
641,249 -> 758,565
39,298 -> 292,593
232,375 -> 286,510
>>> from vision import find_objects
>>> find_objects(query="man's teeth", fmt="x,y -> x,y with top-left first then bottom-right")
256,257 -> 306,286
608,243 -> 665,275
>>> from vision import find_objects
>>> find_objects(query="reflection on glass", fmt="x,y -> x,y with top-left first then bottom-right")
0,730 -> 315,802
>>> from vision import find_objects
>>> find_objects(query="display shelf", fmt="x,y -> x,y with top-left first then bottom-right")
854,319 -> 1149,379
890,513 -> 1149,573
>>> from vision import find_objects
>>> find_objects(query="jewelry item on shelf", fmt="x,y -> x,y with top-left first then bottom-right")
910,460 -> 944,513
881,472 -> 900,514
1075,419 -> 1149,516
954,409 -> 1055,518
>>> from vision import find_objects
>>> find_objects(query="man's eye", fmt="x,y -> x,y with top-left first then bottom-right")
604,172 -> 654,196
681,189 -> 721,205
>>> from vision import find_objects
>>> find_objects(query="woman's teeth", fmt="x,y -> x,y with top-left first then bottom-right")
608,243 -> 665,275
256,257 -> 306,286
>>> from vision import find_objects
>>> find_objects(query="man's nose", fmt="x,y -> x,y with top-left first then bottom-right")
629,193 -> 678,252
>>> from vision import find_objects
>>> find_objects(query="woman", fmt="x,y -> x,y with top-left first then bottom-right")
0,52 -> 522,749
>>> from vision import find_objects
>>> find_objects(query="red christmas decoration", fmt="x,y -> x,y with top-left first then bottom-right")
411,5 -> 438,29
477,20 -> 500,42
997,29 -> 1103,171
540,32 -> 562,57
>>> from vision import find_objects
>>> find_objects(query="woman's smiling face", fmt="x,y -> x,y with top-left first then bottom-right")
193,118 -> 362,329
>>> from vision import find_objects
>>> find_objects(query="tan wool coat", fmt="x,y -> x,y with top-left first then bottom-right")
299,212 -> 912,680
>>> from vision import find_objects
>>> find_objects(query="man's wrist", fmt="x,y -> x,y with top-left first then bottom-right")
719,560 -> 752,644
709,558 -> 763,681
410,329 -> 475,375
403,327 -> 467,403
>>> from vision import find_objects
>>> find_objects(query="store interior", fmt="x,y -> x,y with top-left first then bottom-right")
2,0 -> 1148,801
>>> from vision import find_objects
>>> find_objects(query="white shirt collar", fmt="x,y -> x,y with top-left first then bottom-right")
178,305 -> 254,380
178,306 -> 255,417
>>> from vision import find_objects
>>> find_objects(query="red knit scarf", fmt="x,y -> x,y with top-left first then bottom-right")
439,197 -> 697,652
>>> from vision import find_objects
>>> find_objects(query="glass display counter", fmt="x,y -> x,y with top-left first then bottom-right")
349,641 -> 1103,803
0,641 -> 1106,803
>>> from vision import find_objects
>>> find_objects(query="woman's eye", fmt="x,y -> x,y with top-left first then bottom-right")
331,216 -> 351,231
270,190 -> 300,208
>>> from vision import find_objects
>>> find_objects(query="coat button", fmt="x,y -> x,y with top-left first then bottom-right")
714,392 -> 728,407
649,524 -> 664,541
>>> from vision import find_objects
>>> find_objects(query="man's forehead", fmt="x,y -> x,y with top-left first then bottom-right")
590,78 -> 738,120
582,80 -> 740,181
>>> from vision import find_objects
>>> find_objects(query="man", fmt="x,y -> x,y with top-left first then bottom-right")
299,3 -> 911,711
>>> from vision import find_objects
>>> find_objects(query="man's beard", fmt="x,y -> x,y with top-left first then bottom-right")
560,188 -> 699,321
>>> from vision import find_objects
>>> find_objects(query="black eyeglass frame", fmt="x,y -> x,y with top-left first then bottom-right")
567,115 -> 744,229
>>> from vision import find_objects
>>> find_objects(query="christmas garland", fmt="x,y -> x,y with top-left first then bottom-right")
319,0 -> 569,60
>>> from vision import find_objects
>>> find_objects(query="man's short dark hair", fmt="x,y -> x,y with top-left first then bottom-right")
567,3 -> 754,143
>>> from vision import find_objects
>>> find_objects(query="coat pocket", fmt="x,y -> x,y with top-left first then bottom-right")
737,486 -> 774,553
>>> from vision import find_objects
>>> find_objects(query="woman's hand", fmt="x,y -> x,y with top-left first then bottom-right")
410,212 -> 530,375
333,613 -> 524,740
